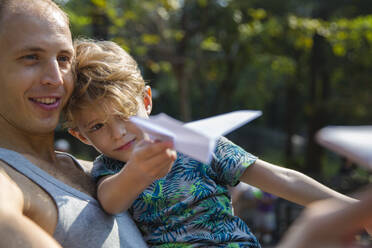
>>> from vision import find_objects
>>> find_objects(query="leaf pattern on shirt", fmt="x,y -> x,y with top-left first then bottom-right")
93,137 -> 261,248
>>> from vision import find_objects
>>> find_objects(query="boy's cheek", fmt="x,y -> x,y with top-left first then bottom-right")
88,135 -> 108,151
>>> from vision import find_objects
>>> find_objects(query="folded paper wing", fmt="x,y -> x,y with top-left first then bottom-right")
130,110 -> 262,163
184,110 -> 262,138
316,126 -> 372,170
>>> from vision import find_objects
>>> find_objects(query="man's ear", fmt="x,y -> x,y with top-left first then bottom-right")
68,128 -> 92,146
143,86 -> 153,115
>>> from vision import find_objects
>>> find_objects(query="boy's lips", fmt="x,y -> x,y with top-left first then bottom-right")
115,138 -> 136,151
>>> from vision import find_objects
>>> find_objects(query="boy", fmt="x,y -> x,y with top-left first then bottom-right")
65,39 -> 355,247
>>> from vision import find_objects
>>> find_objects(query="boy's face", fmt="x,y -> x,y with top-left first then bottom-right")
70,96 -> 151,162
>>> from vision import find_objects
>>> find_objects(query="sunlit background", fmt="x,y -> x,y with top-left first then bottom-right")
54,0 -> 372,246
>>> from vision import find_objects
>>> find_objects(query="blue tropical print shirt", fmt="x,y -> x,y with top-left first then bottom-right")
92,137 -> 261,248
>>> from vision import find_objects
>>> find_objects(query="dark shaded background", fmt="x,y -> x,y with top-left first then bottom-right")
53,0 -> 372,245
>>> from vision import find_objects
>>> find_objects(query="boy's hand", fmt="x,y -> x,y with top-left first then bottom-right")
96,136 -> 177,214
127,138 -> 177,184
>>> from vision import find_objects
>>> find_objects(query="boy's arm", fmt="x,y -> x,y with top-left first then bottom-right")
0,168 -> 62,248
239,159 -> 355,206
97,140 -> 176,214
278,187 -> 372,248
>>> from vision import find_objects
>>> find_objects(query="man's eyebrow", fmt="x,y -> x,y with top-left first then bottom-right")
60,48 -> 74,55
16,47 -> 73,55
17,47 -> 46,53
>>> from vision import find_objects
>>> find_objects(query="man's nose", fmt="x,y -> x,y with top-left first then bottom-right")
41,59 -> 63,86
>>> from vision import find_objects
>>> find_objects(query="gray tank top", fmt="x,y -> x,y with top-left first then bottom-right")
0,148 -> 148,248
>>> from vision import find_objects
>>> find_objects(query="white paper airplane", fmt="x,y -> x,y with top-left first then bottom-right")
316,126 -> 372,170
130,110 -> 262,163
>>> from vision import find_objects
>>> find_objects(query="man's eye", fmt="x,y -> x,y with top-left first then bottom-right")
58,55 -> 71,63
21,54 -> 39,60
58,55 -> 72,67
90,123 -> 104,132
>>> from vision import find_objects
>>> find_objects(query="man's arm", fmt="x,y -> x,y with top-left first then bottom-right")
0,169 -> 61,248
239,159 -> 355,206
277,187 -> 372,248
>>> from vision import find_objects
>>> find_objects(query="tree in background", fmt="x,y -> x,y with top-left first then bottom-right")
58,0 -> 372,179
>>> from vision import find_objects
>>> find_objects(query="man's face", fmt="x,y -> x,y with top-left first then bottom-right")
0,10 -> 74,134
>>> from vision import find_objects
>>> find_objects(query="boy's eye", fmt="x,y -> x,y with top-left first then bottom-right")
90,123 -> 104,132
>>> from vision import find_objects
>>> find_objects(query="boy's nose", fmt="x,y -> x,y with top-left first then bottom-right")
112,123 -> 127,139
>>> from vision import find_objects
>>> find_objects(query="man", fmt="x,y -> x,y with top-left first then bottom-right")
278,126 -> 372,247
0,0 -> 146,247
278,192 -> 372,248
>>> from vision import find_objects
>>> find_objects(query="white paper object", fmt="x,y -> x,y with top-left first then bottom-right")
316,126 -> 372,170
130,110 -> 262,163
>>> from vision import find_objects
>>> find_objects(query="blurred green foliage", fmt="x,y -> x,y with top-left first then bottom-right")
55,0 -> 372,186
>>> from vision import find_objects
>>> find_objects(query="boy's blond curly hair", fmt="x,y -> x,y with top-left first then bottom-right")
64,39 -> 146,129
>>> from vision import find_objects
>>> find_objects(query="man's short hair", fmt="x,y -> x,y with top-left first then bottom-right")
0,0 -> 69,32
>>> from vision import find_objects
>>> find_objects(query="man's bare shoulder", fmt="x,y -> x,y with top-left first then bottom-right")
0,160 -> 59,236
0,160 -> 52,202
76,158 -> 93,174
0,163 -> 19,187
0,164 -> 24,214
0,160 -> 27,188
0,160 -> 55,201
